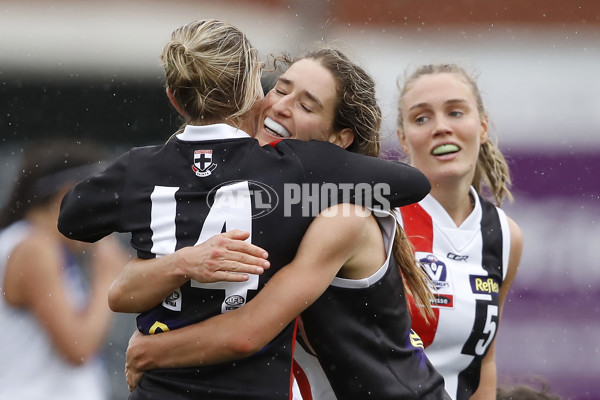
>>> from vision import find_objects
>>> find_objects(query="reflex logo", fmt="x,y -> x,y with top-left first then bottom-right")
470,275 -> 500,295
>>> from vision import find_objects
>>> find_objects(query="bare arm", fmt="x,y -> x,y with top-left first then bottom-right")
125,205 -> 383,388
108,230 -> 271,313
471,217 -> 523,400
4,234 -> 128,365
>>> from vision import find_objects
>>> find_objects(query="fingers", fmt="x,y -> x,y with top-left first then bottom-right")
204,261 -> 268,283
203,250 -> 270,281
213,271 -> 250,282
125,364 -> 134,392
220,230 -> 269,259
221,249 -> 270,271
221,229 -> 251,241
181,230 -> 271,283
125,362 -> 143,392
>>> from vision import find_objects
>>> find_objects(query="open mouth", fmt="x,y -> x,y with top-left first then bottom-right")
432,144 -> 460,156
264,117 -> 291,138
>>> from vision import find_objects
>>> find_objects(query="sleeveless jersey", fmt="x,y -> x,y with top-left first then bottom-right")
293,210 -> 450,400
58,124 -> 430,400
0,221 -> 109,400
397,188 -> 511,400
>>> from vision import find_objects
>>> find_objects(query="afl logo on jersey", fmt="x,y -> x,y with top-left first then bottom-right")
207,180 -> 279,219
224,295 -> 246,311
162,288 -> 182,311
192,149 -> 217,177
417,253 -> 449,290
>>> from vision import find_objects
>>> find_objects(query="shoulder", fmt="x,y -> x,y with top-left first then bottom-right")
106,144 -> 164,165
506,216 -> 523,267
3,231 -> 62,304
114,145 -> 162,164
12,231 -> 61,268
275,139 -> 338,151
307,205 -> 377,261
314,204 -> 373,237
506,216 -> 522,245
277,139 -> 374,163
502,215 -> 523,290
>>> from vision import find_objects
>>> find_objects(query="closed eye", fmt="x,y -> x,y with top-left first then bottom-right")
300,104 -> 313,112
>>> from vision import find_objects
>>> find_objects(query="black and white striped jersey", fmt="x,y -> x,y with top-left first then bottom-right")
58,124 -> 430,400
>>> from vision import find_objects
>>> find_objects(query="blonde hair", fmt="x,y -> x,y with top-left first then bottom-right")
161,19 -> 263,128
397,63 -> 513,206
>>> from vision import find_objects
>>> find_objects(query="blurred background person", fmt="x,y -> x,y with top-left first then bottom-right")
0,139 -> 129,400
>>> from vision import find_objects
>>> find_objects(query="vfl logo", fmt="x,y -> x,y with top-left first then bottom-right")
418,253 -> 448,290
417,253 -> 453,308
192,149 -> 217,177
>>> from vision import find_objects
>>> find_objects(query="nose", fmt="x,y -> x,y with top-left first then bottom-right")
271,94 -> 292,117
432,114 -> 452,137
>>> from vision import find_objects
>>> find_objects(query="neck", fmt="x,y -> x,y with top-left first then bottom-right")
25,200 -> 63,241
429,179 -> 474,226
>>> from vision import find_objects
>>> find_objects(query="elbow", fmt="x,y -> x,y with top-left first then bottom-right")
108,285 -> 150,313
56,217 -> 73,240
419,176 -> 431,200
108,284 -> 129,313
390,164 -> 432,207
60,345 -> 97,366
405,169 -> 431,205
228,335 -> 265,358
414,168 -> 431,199
64,354 -> 88,367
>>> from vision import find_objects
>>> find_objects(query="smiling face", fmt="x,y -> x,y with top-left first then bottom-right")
254,58 -> 344,145
398,72 -> 488,188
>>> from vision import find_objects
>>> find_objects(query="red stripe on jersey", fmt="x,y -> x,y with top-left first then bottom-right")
292,358 -> 313,400
290,317 -> 300,399
269,139 -> 283,148
401,203 -> 433,252
400,203 -> 439,348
